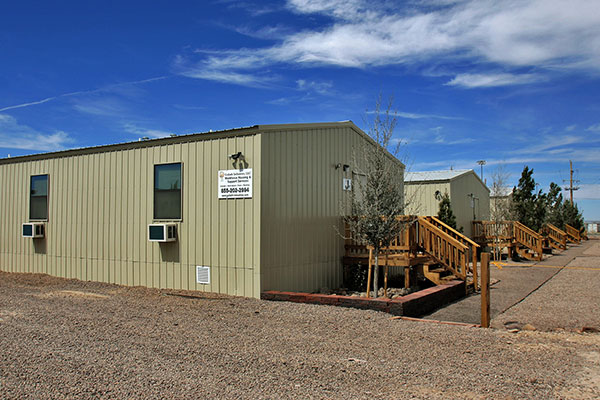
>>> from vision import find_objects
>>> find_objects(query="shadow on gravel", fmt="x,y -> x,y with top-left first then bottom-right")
164,292 -> 232,301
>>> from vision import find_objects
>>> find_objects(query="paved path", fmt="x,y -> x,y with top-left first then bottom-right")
423,238 -> 599,331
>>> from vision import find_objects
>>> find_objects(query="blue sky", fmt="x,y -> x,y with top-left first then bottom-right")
1,0 -> 599,219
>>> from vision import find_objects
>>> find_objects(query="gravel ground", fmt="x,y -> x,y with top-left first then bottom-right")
492,240 -> 600,332
1,271 -> 599,399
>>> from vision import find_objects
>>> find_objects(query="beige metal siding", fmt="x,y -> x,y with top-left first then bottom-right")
260,125 -> 404,293
449,172 -> 490,237
404,182 -> 451,216
0,134 -> 261,297
405,171 -> 490,238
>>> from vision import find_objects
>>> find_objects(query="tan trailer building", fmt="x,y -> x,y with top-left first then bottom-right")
404,169 -> 489,238
0,121 -> 404,298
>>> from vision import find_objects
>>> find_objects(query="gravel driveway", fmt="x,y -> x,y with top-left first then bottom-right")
492,239 -> 600,332
1,271 -> 599,399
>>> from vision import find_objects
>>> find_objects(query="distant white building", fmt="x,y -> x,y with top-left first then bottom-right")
404,169 -> 490,238
586,221 -> 599,234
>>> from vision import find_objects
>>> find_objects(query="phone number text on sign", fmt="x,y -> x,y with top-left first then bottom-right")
218,169 -> 252,199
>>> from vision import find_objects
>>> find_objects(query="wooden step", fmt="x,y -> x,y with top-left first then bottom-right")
422,264 -> 455,285
516,247 -> 540,261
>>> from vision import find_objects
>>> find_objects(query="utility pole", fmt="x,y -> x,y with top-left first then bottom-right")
563,160 -> 579,203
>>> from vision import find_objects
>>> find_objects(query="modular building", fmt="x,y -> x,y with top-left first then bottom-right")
404,169 -> 490,238
0,122 -> 405,298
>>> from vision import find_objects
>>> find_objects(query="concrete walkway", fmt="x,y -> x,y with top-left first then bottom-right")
423,238 -> 599,331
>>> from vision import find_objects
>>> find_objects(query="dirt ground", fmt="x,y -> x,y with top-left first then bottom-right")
1,270 -> 599,399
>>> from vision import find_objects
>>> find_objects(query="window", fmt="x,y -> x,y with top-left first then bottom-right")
30,174 -> 49,220
154,163 -> 182,220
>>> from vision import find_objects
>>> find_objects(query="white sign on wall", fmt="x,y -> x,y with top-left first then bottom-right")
343,178 -> 352,191
218,169 -> 253,199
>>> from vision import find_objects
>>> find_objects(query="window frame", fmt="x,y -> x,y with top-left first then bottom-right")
29,174 -> 49,221
153,162 -> 183,221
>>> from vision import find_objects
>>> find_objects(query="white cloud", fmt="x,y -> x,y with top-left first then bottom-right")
445,73 -> 541,88
296,79 -> 333,94
0,76 -> 167,112
512,134 -> 587,155
287,0 -> 366,19
577,184 -> 600,200
0,114 -> 74,151
179,0 -> 600,87
123,123 -> 173,139
434,134 -> 475,145
587,124 -> 600,132
0,97 -> 57,112
73,97 -> 128,117
388,110 -> 463,120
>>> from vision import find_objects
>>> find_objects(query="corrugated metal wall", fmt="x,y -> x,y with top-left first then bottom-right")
450,172 -> 490,237
405,172 -> 490,238
404,182 -> 451,217
259,124 -> 405,293
0,134 -> 262,297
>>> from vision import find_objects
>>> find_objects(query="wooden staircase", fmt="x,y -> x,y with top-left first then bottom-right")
565,224 -> 581,243
422,263 -> 459,285
342,216 -> 481,291
513,221 -> 543,261
421,216 -> 480,290
472,220 -> 543,261
541,223 -> 567,250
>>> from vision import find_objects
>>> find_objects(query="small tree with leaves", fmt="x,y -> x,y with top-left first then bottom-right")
344,95 -> 409,298
437,193 -> 457,229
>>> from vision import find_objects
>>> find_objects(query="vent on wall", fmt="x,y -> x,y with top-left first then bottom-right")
196,266 -> 210,284
148,224 -> 177,242
23,223 -> 45,238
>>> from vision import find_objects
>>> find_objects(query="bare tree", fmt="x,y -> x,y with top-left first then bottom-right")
344,95 -> 410,297
489,164 -> 512,260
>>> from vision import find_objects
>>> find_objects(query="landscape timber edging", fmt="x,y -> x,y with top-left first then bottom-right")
261,280 -> 466,317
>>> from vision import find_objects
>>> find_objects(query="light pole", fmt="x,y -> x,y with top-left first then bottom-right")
477,160 -> 486,181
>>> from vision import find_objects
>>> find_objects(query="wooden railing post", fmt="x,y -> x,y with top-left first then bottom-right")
472,245 -> 478,291
480,252 -> 490,328
366,247 -> 373,298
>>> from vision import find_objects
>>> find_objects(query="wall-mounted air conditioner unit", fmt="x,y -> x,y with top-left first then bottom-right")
23,223 -> 45,238
148,224 -> 177,242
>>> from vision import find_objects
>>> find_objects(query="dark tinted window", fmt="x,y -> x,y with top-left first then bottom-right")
30,175 -> 48,220
154,163 -> 181,219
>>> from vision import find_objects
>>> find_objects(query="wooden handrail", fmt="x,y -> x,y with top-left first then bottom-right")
427,216 -> 480,248
543,223 -> 567,249
416,217 -> 469,280
565,224 -> 581,243
427,216 -> 479,290
472,220 -> 514,242
513,221 -> 543,261
580,226 -> 588,240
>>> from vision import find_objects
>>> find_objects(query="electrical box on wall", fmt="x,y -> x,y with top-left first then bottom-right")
148,224 -> 177,242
